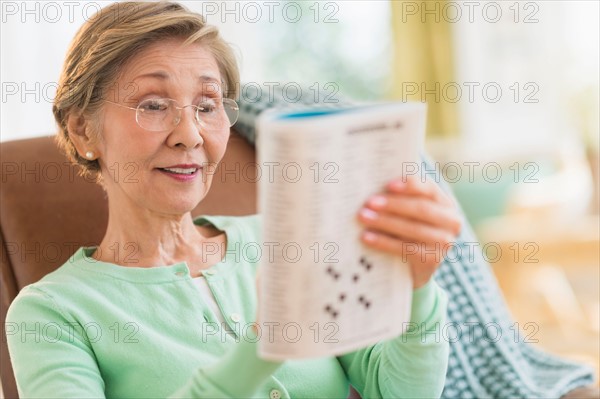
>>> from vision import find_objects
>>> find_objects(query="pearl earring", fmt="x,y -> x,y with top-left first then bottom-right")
85,151 -> 94,159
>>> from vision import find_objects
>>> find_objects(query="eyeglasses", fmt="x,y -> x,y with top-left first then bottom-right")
105,97 -> 239,132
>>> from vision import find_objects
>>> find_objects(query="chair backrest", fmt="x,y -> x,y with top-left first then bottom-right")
0,131 -> 257,398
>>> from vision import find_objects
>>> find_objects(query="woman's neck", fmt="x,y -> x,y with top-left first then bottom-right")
93,200 -> 208,268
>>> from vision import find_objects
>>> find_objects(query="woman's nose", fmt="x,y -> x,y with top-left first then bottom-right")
167,108 -> 204,148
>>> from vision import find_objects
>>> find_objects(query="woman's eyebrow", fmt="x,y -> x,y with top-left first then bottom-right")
131,71 -> 220,84
132,71 -> 169,82
198,75 -> 221,85
130,72 -> 222,95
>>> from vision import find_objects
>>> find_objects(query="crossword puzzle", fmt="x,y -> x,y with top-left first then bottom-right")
323,255 -> 375,319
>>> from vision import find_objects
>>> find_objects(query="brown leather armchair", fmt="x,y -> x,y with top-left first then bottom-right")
0,131 -> 259,398
1,133 -> 597,399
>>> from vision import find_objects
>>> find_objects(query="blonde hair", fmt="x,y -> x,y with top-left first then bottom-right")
53,1 -> 240,179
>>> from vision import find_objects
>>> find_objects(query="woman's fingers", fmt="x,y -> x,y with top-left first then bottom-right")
358,207 -> 454,245
386,175 -> 456,208
356,174 -> 464,289
364,195 -> 462,237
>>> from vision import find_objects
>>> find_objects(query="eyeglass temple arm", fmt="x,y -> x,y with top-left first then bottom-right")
104,100 -> 138,111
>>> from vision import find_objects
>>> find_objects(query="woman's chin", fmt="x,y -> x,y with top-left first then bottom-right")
161,199 -> 201,215
145,183 -> 208,214
143,194 -> 203,216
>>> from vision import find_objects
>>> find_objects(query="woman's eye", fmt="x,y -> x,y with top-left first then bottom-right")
140,100 -> 169,112
197,101 -> 217,113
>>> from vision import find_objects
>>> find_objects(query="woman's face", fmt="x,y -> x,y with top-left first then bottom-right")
95,38 -> 230,216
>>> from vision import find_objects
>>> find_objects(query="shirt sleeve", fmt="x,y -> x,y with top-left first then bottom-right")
336,280 -> 449,398
167,327 -> 282,398
6,286 -> 283,399
6,286 -> 107,398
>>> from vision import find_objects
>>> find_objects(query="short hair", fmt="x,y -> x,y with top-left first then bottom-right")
53,1 -> 240,180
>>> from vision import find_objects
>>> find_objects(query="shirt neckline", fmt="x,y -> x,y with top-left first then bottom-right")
70,215 -> 238,283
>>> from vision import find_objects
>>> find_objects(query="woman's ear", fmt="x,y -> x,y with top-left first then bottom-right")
67,112 -> 97,159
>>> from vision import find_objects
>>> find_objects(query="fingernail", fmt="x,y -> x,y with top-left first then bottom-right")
368,195 -> 387,209
389,179 -> 405,190
360,208 -> 378,220
363,231 -> 378,242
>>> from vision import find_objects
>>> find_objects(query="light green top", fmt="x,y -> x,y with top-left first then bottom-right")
6,214 -> 449,398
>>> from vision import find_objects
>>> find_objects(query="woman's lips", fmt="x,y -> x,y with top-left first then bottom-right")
155,166 -> 202,182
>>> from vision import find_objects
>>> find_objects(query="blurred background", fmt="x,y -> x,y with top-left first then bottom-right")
1,0 -> 599,388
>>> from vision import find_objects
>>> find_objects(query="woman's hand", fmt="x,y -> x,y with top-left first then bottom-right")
357,175 -> 462,290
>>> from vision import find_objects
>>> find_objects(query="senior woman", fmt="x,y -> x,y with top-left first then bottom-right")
5,2 -> 461,398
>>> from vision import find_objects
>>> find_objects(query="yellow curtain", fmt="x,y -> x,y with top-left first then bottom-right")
389,0 -> 459,138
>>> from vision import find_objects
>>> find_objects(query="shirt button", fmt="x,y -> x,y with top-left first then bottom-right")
204,269 -> 216,276
230,313 -> 241,323
269,389 -> 282,399
174,271 -> 186,277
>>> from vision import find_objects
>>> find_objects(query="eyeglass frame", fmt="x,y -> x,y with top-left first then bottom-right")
104,97 -> 239,132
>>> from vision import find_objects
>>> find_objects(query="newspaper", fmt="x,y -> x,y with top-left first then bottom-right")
256,102 -> 427,360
